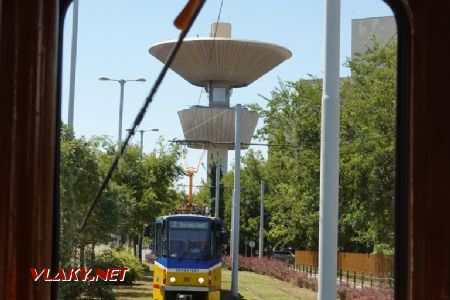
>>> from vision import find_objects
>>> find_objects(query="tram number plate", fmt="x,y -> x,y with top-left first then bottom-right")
183,277 -> 191,283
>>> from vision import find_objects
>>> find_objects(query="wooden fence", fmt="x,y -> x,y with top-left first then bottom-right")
295,251 -> 393,277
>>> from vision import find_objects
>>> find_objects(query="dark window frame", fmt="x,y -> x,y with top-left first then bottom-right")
54,0 -> 410,298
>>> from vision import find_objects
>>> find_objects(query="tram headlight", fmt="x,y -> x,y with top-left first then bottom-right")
169,276 -> 176,283
198,277 -> 205,284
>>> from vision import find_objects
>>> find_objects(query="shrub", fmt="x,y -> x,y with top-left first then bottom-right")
97,249 -> 144,285
59,249 -> 145,298
224,256 -> 392,299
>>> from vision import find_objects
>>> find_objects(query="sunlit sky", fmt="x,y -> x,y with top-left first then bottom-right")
61,0 -> 393,193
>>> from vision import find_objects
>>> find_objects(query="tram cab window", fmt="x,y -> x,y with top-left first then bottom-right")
155,221 -> 168,258
168,220 -> 210,259
162,221 -> 167,257
156,223 -> 162,257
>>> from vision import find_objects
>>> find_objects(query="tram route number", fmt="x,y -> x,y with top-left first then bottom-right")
183,277 -> 192,283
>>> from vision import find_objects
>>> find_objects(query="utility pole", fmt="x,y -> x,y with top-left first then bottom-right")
318,0 -> 341,299
259,180 -> 265,258
231,104 -> 242,297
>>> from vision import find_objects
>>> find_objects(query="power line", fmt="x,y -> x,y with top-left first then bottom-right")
170,139 -> 301,148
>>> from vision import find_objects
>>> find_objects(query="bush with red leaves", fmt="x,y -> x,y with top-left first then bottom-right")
223,256 -> 393,299
337,284 -> 394,300
223,256 -> 317,291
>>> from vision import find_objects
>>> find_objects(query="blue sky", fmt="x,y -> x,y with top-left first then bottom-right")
61,0 -> 393,192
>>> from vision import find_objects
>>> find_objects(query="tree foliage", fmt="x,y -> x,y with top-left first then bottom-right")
59,128 -> 184,267
219,38 -> 396,255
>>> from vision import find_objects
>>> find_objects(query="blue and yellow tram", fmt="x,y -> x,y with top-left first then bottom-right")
152,214 -> 224,300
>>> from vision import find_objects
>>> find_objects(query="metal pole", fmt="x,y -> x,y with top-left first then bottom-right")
215,161 -> 220,218
67,0 -> 79,128
188,173 -> 193,205
140,130 -> 144,158
231,104 -> 242,297
118,80 -> 125,150
318,0 -> 340,299
259,180 -> 265,258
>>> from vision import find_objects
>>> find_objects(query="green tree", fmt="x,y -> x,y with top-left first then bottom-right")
222,149 -> 266,253
60,126 -> 120,265
339,38 -> 396,254
259,78 -> 322,251
237,37 -> 397,254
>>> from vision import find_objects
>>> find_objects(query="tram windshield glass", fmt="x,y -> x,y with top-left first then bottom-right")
168,220 -> 210,259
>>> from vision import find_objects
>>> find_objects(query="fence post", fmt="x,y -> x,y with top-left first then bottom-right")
370,273 -> 373,288
379,272 -> 382,288
309,265 -> 312,277
361,272 -> 364,289
339,270 -> 342,283
388,272 -> 392,288
353,271 -> 356,288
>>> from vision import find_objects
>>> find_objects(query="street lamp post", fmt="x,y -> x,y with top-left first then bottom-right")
139,129 -> 159,157
128,128 -> 159,157
99,77 -> 146,151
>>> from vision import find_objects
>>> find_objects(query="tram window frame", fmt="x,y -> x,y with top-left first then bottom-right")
50,1 -> 412,299
210,222 -> 215,258
215,227 -> 221,258
210,221 -> 222,259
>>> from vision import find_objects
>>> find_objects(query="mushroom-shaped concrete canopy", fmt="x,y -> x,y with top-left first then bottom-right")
178,106 -> 259,150
149,38 -> 292,88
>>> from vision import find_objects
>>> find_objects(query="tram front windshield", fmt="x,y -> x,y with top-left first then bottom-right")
169,220 -> 210,259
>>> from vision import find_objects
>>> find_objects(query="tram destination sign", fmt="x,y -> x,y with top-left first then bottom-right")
169,220 -> 209,230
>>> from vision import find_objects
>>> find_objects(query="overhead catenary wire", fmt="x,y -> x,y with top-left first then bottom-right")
170,139 -> 301,148
79,0 -> 206,231
177,184 -> 257,190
